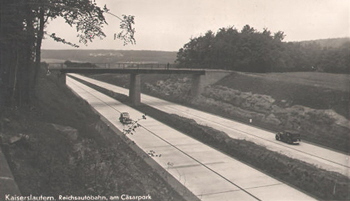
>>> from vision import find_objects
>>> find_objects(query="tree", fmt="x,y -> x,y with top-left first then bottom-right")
0,0 -> 135,110
273,31 -> 285,41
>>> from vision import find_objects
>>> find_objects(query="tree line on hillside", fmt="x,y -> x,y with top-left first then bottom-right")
175,25 -> 350,73
0,0 -> 135,110
64,60 -> 97,68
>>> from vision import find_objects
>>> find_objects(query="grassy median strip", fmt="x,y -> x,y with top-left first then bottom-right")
71,75 -> 350,200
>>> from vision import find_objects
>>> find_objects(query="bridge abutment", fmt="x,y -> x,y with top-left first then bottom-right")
129,74 -> 141,106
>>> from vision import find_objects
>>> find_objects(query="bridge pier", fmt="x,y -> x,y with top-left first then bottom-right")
191,74 -> 204,97
129,73 -> 141,106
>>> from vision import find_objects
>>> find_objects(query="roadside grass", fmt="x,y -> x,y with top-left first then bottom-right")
74,76 -> 350,201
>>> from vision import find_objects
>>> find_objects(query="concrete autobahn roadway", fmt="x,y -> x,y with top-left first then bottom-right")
66,76 -> 316,201
69,73 -> 350,177
68,73 -> 350,178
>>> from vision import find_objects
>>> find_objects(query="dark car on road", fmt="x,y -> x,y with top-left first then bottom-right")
275,130 -> 301,144
119,112 -> 133,124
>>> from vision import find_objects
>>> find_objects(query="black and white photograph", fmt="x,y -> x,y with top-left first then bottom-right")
0,0 -> 349,200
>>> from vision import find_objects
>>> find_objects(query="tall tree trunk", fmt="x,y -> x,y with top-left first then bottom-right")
0,0 -> 13,110
31,7 -> 45,97
11,49 -> 20,106
1,0 -> 36,109
25,1 -> 36,104
0,0 -> 26,109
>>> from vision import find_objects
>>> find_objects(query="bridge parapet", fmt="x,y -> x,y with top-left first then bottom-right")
58,67 -> 205,75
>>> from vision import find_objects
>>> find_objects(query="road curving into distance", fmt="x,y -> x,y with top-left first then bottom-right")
66,75 -> 317,201
68,73 -> 350,179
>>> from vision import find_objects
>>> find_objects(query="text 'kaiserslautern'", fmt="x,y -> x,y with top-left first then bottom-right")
5,194 -> 55,201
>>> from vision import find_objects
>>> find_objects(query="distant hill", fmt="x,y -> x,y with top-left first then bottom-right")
41,49 -> 177,64
42,38 -> 349,66
296,37 -> 350,48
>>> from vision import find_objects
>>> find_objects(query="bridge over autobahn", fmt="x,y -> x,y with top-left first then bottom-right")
54,66 -> 208,105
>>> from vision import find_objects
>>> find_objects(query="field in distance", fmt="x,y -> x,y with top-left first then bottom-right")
41,49 -> 177,64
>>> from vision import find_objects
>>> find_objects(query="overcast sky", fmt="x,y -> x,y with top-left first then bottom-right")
42,0 -> 349,51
